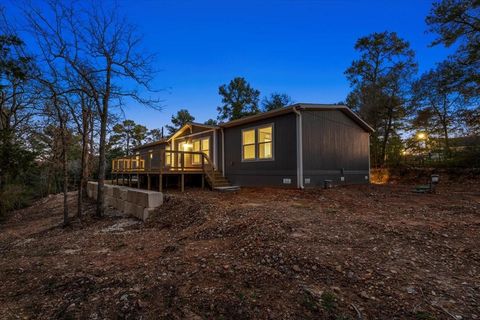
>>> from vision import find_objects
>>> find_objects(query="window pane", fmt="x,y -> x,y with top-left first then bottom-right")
259,126 -> 272,143
193,154 -> 200,163
259,142 -> 272,159
242,129 -> 255,145
243,144 -> 255,160
193,140 -> 200,151
201,138 -> 209,152
165,146 -> 171,165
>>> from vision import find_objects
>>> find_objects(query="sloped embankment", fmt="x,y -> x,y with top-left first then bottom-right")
1,183 -> 479,319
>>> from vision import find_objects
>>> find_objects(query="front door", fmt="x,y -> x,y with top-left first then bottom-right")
178,141 -> 192,169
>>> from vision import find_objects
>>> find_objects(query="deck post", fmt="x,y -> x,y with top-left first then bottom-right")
181,174 -> 184,192
159,174 -> 163,192
147,174 -> 151,190
201,174 -> 205,189
137,173 -> 140,189
122,174 -> 125,186
128,174 -> 131,187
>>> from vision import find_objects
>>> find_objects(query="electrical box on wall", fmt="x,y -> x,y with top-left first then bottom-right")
282,178 -> 291,184
304,178 -> 311,184
340,176 -> 345,182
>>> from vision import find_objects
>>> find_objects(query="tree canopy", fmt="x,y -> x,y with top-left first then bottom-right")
165,109 -> 195,135
217,77 -> 260,122
110,120 -> 148,155
345,31 -> 417,166
426,0 -> 480,95
262,93 -> 293,111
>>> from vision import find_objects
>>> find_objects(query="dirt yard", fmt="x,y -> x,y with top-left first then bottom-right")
0,181 -> 479,319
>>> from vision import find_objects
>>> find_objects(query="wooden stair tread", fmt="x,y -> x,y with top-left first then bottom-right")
213,186 -> 240,192
205,171 -> 234,189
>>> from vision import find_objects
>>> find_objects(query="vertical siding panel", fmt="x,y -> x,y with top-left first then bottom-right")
223,113 -> 297,186
302,110 -> 370,186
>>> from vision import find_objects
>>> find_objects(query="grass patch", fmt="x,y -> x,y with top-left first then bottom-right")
321,291 -> 336,312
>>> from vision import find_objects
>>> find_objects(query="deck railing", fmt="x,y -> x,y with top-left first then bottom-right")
111,149 -> 216,179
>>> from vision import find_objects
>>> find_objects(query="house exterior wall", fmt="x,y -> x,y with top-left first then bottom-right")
173,130 -> 215,168
301,110 -> 370,186
223,113 -> 298,186
133,143 -> 167,171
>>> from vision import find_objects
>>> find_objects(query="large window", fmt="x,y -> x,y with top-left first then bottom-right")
165,145 -> 171,166
242,124 -> 274,161
192,137 -> 210,164
242,129 -> 256,160
258,126 -> 272,159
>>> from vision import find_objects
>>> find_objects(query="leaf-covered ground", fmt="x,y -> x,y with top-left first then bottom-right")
1,181 -> 479,319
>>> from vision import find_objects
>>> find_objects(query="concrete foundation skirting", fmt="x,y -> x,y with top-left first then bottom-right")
86,181 -> 162,221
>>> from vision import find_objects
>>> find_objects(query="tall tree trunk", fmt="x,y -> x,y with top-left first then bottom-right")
126,133 -> 130,156
77,105 -> 91,218
96,64 -> 111,218
442,120 -> 450,157
89,114 -> 95,176
62,123 -> 69,226
380,111 -> 394,166
96,108 -> 107,217
51,90 -> 69,226
58,112 -> 69,227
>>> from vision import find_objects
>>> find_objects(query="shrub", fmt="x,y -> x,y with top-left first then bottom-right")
0,184 -> 34,221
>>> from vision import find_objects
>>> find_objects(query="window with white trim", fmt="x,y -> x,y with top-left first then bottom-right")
258,126 -> 273,159
241,124 -> 274,161
192,137 -> 210,164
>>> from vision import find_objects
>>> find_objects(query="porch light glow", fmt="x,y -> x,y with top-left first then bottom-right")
183,143 -> 193,150
417,132 -> 426,140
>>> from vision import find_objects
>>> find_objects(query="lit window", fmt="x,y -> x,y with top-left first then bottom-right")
258,126 -> 272,159
201,138 -> 209,156
242,125 -> 273,161
192,140 -> 201,164
242,129 -> 256,160
193,137 -> 210,164
165,146 -> 171,166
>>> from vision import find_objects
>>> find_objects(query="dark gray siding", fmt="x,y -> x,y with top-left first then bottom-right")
223,113 -> 297,187
301,110 -> 370,186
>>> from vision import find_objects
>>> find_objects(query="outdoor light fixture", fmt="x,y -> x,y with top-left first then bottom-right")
417,132 -> 426,140
430,174 -> 440,193
183,143 -> 193,150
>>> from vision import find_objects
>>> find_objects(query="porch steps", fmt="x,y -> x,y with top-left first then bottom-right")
206,171 -> 238,191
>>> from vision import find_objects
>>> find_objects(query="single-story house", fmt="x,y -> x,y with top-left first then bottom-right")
111,103 -> 374,190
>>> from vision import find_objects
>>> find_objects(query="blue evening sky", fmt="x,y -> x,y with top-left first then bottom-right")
14,0 -> 454,130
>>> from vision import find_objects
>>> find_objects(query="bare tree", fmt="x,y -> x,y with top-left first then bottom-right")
25,0 -> 160,217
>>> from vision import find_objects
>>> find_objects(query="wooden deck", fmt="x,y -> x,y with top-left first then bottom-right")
111,150 -> 231,191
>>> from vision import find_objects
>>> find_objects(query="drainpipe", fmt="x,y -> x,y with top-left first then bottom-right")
221,128 -> 225,177
293,107 -> 304,189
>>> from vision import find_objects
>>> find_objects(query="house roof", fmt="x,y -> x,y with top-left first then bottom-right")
132,138 -> 168,150
133,103 -> 373,150
220,103 -> 374,132
167,122 -> 219,142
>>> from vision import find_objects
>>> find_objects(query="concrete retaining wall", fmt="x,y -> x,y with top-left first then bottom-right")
87,181 -> 162,221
